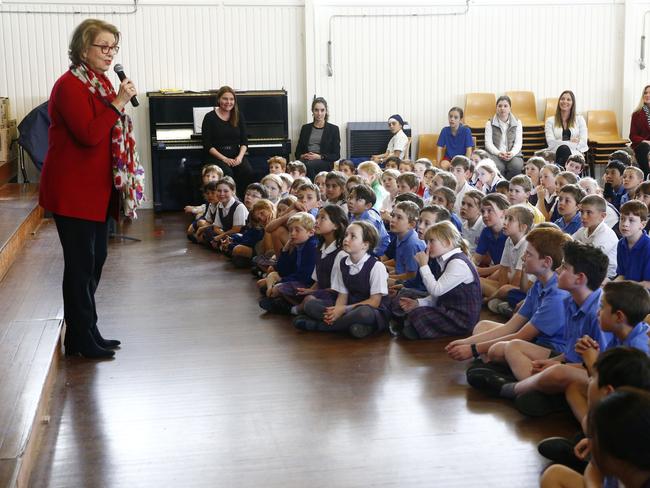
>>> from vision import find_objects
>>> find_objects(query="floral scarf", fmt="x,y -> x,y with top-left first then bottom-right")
70,63 -> 145,219
643,104 -> 650,129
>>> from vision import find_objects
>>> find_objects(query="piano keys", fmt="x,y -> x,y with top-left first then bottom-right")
147,90 -> 291,212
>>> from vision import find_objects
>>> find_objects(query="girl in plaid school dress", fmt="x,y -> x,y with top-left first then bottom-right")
394,221 -> 481,340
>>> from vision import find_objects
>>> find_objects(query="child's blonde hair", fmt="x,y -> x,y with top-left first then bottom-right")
287,211 -> 316,231
476,159 -> 502,178
506,204 -> 534,232
357,161 -> 383,177
434,171 -> 457,190
278,173 -> 294,191
261,173 -> 283,189
202,164 -> 223,178
424,221 -> 470,256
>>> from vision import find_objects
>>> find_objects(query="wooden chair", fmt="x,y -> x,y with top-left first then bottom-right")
586,111 -> 628,145
417,133 -> 439,161
506,91 -> 543,128
544,98 -> 558,122
464,93 -> 496,130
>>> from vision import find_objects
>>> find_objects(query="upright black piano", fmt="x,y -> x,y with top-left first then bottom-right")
147,90 -> 291,212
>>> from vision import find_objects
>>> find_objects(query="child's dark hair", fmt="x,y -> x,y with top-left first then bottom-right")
566,154 -> 586,170
203,181 -> 219,192
562,241 -> 608,291
395,192 -> 424,209
482,192 -> 510,211
338,159 -> 356,173
449,106 -> 464,118
433,186 -> 456,208
421,204 -> 451,223
394,201 -> 420,223
559,183 -> 586,204
318,204 -> 349,247
609,149 -> 632,167
349,220 -> 379,252
297,182 -> 321,201
495,180 -> 510,193
434,171 -> 457,190
606,160 -> 626,176
588,387 -> 650,472
525,156 -> 546,171
246,182 -> 269,199
594,347 -> 650,390
450,155 -> 473,172
635,181 -> 650,198
602,281 -> 650,327
287,160 -> 307,174
216,177 -> 236,192
349,184 -> 377,206
399,160 -> 415,171
290,176 -> 310,193
384,155 -> 402,167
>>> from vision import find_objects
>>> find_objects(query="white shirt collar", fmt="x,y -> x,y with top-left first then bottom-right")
510,236 -> 527,251
586,221 -> 606,238
321,240 -> 338,256
218,197 -> 237,210
436,248 -> 462,266
345,253 -> 371,272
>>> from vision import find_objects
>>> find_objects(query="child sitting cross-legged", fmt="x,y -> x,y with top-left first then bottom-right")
446,227 -> 572,364
258,212 -> 318,314
347,184 -> 390,256
281,205 -> 348,316
507,174 -> 545,224
386,201 -> 426,285
390,221 -> 481,340
572,195 -> 618,279
222,199 -> 275,268
194,178 -> 248,250
473,193 -> 510,275
184,164 -> 223,217
294,221 -> 391,339
466,242 -> 610,416
481,204 -> 535,317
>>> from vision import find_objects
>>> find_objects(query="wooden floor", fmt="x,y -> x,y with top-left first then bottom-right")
30,211 -> 577,488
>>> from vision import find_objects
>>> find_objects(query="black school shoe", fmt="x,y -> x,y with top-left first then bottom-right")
259,297 -> 292,315
293,315 -> 320,331
349,323 -> 375,339
537,435 -> 588,473
466,368 -> 513,397
514,390 -> 571,417
466,359 -> 516,379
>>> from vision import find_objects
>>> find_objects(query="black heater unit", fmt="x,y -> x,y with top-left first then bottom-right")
346,122 -> 411,159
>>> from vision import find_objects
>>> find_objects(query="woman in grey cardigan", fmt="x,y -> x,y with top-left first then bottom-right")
484,95 -> 524,179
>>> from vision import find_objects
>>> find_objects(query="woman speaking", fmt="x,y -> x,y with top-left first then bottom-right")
40,19 -> 143,359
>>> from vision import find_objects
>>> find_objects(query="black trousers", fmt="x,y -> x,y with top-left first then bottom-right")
54,214 -> 109,344
302,159 -> 334,181
634,142 -> 650,179
212,156 -> 254,199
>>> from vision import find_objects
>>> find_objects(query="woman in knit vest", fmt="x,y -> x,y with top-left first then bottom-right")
484,96 -> 524,179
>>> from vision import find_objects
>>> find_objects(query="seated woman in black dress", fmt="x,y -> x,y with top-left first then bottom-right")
202,85 -> 254,198
295,97 -> 341,180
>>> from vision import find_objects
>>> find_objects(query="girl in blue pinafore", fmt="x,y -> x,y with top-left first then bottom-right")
295,220 -> 391,339
393,221 -> 481,340
278,204 -> 349,315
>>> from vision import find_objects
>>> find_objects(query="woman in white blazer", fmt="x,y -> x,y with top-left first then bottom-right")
544,90 -> 588,167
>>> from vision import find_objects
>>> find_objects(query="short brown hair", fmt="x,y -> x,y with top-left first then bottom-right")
398,160 -> 415,171
267,156 -> 287,171
434,171 -> 457,190
450,155 -> 474,172
621,200 -> 649,221
507,204 -> 534,232
559,183 -> 586,204
69,19 -> 120,67
525,156 -> 546,171
509,175 -> 533,193
526,227 -> 572,269
580,195 -> 607,213
557,171 -> 579,185
297,182 -> 321,201
481,192 -> 510,211
566,154 -> 586,169
349,221 -> 379,252
603,281 -> 650,327
396,172 -> 419,190
394,201 -> 420,223
433,186 -> 456,208
287,161 -> 307,175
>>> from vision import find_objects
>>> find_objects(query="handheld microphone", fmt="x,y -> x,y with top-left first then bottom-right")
113,64 -> 139,107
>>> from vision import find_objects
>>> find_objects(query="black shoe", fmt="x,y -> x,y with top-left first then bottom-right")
466,368 -> 512,397
401,324 -> 419,340
515,391 -> 570,417
349,323 -> 374,339
260,297 -> 291,315
65,331 -> 115,359
388,319 -> 403,336
466,360 -> 516,380
91,325 -> 121,349
293,315 -> 320,331
537,436 -> 588,473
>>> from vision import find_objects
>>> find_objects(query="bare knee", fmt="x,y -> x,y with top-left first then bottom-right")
487,341 -> 507,362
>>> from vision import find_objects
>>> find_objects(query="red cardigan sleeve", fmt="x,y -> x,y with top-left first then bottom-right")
630,110 -> 650,148
52,74 -> 120,147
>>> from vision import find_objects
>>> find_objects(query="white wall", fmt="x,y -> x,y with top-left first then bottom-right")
1,0 -> 648,205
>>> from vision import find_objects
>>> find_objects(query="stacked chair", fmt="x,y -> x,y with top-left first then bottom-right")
463,92 -> 496,150
507,91 -> 546,159
586,110 -> 629,174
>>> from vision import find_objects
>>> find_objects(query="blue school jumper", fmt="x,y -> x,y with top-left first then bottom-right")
407,252 -> 482,338
616,233 -> 650,283
275,235 -> 318,285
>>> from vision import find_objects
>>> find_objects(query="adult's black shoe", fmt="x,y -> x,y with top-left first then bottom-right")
65,331 -> 115,359
92,324 -> 121,349
514,391 -> 571,417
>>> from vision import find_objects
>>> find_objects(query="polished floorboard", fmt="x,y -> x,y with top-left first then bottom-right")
30,211 -> 576,488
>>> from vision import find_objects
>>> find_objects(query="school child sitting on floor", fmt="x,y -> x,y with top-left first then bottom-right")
615,200 -> 650,288
223,199 -> 275,268
294,221 -> 391,339
460,189 -> 486,254
386,201 -> 426,285
184,164 -> 223,216
347,184 -> 390,256
507,174 -> 545,224
391,221 -> 481,340
554,184 -> 586,235
258,212 -> 318,314
472,193 -> 510,275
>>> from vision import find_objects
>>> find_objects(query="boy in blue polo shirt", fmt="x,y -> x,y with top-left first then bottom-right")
347,184 -> 390,256
603,160 -> 627,209
467,242 -> 610,410
473,193 -> 510,277
554,184 -> 585,235
616,200 -> 650,288
386,201 -> 426,285
446,227 -> 572,362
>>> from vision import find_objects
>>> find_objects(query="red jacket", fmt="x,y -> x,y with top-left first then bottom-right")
629,109 -> 650,150
39,71 -> 120,222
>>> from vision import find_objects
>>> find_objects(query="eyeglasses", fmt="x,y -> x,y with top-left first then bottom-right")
91,44 -> 120,54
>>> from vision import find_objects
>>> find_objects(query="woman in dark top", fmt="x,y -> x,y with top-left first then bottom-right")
295,97 -> 341,180
629,85 -> 650,178
202,86 -> 254,198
